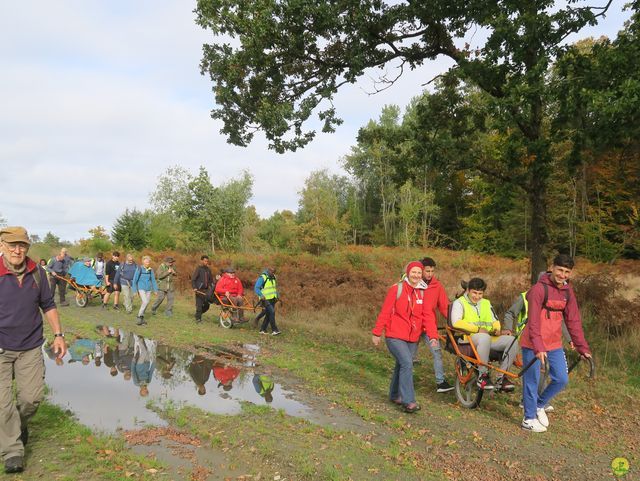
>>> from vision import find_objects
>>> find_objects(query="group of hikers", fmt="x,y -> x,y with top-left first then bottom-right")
40,249 -> 281,334
372,254 -> 592,433
0,225 -> 282,473
0,224 -> 593,474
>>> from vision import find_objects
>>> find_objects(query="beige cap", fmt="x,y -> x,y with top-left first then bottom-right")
0,226 -> 31,245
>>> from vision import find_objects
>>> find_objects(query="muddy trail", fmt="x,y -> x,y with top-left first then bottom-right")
42,321 -> 636,481
42,327 -> 374,480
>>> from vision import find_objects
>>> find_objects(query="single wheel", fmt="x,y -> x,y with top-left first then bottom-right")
219,309 -> 233,329
454,359 -> 484,408
75,292 -> 88,308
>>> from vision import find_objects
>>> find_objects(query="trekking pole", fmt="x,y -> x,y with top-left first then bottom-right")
568,354 -> 596,378
516,356 -> 538,377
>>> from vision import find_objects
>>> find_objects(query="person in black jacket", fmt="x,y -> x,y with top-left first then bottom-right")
191,255 -> 213,323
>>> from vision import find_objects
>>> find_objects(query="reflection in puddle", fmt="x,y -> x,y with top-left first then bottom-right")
43,327 -> 311,432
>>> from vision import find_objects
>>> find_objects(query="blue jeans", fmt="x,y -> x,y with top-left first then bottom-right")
419,333 -> 445,383
522,347 -> 569,420
260,300 -> 279,333
385,338 -> 419,405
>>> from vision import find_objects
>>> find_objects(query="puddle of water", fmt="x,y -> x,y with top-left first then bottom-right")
43,327 -> 312,432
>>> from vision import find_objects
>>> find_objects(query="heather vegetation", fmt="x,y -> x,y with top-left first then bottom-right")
21,246 -> 638,480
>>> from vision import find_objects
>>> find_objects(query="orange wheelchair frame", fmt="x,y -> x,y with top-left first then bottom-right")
50,272 -> 107,308
195,290 -> 261,328
442,326 -> 537,408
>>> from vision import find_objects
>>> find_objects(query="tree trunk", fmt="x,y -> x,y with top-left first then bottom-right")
528,186 -> 548,284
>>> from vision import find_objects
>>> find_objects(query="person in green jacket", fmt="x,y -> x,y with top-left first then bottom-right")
151,257 -> 176,317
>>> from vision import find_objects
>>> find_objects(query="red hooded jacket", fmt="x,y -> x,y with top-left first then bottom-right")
372,280 -> 437,342
422,277 -> 449,331
215,273 -> 244,297
520,273 -> 590,355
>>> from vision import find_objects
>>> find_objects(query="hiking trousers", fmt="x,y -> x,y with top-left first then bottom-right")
470,333 -> 518,375
0,346 -> 45,461
259,300 -> 279,333
137,290 -> 152,317
418,333 -> 446,383
152,289 -> 174,315
49,276 -> 67,303
195,293 -> 210,321
121,283 -> 134,313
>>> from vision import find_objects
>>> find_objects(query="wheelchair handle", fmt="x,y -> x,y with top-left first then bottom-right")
516,356 -> 538,378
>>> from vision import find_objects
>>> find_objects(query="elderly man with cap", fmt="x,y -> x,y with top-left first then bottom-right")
46,247 -> 72,306
214,266 -> 245,321
0,227 -> 67,473
151,256 -> 177,317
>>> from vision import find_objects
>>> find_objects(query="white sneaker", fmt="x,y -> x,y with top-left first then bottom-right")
522,418 -> 547,433
536,407 -> 549,427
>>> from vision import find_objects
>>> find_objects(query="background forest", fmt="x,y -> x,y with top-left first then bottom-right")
6,10 -> 638,266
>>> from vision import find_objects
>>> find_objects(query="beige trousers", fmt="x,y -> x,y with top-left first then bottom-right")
0,346 -> 45,460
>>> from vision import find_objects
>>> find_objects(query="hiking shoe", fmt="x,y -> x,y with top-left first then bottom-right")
436,380 -> 454,393
497,377 -> 515,392
259,331 -> 267,335
476,374 -> 494,390
101,303 -> 107,310
536,407 -> 549,427
20,427 -> 28,446
195,318 -> 202,324
404,403 -> 421,413
136,316 -> 144,326
521,418 -> 547,433
113,305 -> 120,311
4,456 -> 24,473
272,331 -> 282,336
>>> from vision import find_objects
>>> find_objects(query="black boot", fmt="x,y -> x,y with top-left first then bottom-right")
4,456 -> 24,473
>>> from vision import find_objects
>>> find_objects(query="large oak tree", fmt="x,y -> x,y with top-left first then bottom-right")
196,0 -> 616,281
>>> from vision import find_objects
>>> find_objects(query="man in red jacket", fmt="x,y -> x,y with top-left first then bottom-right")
215,267 -> 245,321
520,254 -> 592,433
416,257 -> 454,393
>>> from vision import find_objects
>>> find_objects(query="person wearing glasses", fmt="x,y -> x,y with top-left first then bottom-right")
0,227 -> 67,474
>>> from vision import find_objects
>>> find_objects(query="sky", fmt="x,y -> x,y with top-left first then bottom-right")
0,1 -> 632,241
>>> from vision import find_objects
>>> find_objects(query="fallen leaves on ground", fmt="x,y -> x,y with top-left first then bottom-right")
190,465 -> 212,481
124,427 -> 201,447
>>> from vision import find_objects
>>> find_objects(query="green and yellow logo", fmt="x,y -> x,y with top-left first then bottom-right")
612,457 -> 630,477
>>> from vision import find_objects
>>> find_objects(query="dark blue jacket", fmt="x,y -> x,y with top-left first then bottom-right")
114,261 -> 137,286
0,257 -> 56,351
